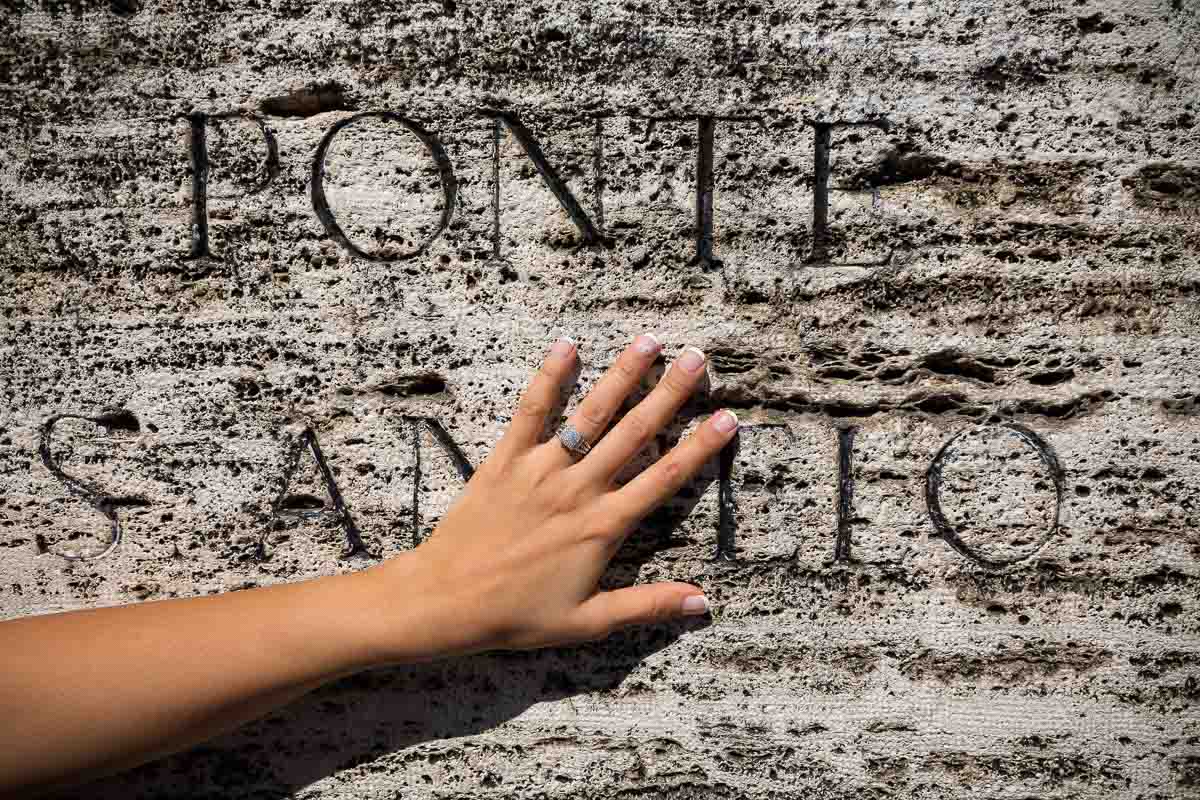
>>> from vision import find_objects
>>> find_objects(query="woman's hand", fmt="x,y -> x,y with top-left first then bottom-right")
364,334 -> 738,661
0,334 -> 737,796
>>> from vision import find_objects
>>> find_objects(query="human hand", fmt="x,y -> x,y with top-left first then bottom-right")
364,334 -> 739,662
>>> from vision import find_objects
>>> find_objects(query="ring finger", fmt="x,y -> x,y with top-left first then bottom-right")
544,333 -> 663,468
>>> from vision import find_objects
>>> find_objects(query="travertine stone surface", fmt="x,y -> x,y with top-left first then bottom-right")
2,0 -> 1199,797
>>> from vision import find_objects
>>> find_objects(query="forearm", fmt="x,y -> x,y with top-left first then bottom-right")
0,559 -> 415,798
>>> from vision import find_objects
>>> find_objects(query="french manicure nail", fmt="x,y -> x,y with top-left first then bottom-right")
678,346 -> 706,373
681,594 -> 709,615
713,409 -> 739,433
634,333 -> 661,354
550,337 -> 576,358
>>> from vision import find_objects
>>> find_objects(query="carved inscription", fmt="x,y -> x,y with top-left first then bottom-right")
925,423 -> 1065,569
183,106 -> 903,271
36,411 -> 1068,572
186,113 -> 279,259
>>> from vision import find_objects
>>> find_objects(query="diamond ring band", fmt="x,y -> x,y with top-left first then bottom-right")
557,423 -> 592,457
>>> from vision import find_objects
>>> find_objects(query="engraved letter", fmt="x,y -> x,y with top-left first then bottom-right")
483,110 -> 603,256
695,115 -> 720,270
925,423 -> 1065,568
834,426 -> 857,562
186,113 -> 279,259
260,428 -> 369,560
406,416 -> 475,547
808,119 -> 889,265
311,111 -> 457,262
39,410 -> 145,560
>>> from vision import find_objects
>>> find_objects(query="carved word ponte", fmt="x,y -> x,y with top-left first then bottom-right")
186,109 -> 890,268
40,412 -> 1063,570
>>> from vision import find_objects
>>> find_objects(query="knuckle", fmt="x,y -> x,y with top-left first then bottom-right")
591,496 -> 634,533
659,458 -> 686,485
649,595 -> 673,623
515,394 -> 551,419
539,359 -> 568,380
578,402 -> 609,429
614,358 -> 641,381
660,369 -> 694,396
551,490 -> 583,516
577,505 -> 619,542
537,479 -> 571,511
619,412 -> 654,446
472,457 -> 505,485
543,470 -> 595,513
581,519 -> 617,544
582,615 -> 614,642
696,421 -> 727,448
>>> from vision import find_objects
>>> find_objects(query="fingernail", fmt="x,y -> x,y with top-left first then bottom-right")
681,594 -> 709,615
678,346 -> 706,373
713,409 -> 739,433
633,333 -> 661,354
550,337 -> 575,358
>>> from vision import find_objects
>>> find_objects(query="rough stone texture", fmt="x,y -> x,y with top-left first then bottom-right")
2,0 -> 1200,797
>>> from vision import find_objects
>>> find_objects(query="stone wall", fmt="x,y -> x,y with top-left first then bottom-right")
1,0 -> 1199,797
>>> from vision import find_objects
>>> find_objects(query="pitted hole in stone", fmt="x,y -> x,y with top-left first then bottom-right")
376,372 -> 448,397
929,425 -> 1061,566
260,83 -> 354,117
279,493 -> 326,512
319,114 -> 448,260
206,116 -> 275,198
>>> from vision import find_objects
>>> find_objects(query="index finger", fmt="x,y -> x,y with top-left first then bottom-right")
496,337 -> 578,456
600,409 -> 739,530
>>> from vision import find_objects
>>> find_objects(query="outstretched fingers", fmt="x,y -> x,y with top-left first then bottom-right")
498,337 -> 578,456
544,333 -> 663,469
603,409 -> 740,531
574,346 -> 710,482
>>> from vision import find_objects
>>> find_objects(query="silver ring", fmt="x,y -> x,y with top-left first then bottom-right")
557,423 -> 592,457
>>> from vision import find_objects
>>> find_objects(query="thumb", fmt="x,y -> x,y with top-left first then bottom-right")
574,582 -> 709,639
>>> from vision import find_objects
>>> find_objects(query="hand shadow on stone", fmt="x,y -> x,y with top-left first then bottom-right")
78,367 -> 730,800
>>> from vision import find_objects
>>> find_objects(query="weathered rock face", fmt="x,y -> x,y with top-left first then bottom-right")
2,0 -> 1199,797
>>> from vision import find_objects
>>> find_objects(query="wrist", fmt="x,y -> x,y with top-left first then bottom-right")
353,549 -> 489,666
